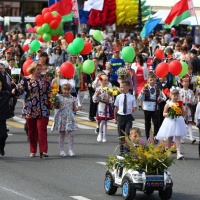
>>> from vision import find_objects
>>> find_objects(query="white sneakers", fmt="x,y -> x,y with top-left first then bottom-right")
97,134 -> 107,142
68,150 -> 75,157
177,153 -> 184,160
97,134 -> 102,142
60,151 -> 67,157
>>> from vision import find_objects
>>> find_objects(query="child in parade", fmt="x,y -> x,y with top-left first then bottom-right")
93,74 -> 114,142
186,64 -> 194,90
138,72 -> 163,140
54,84 -> 81,157
156,89 -> 187,160
129,127 -> 142,146
114,80 -> 137,154
124,62 -> 137,95
179,75 -> 198,144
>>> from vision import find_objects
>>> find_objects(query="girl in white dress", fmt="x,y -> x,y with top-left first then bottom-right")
93,75 -> 114,142
156,88 -> 187,160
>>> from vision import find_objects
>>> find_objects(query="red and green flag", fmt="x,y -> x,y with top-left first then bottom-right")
164,0 -> 195,28
127,71 -> 133,77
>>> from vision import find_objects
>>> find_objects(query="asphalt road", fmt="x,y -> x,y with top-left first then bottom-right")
0,94 -> 200,200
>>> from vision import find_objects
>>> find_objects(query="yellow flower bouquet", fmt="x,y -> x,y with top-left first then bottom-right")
50,84 -> 59,110
167,102 -> 182,120
107,133 -> 174,174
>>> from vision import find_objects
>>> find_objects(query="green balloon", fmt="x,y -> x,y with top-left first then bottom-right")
83,60 -> 95,75
58,29 -> 64,36
42,23 -> 51,33
30,40 -> 40,52
178,61 -> 188,77
51,11 -> 58,16
121,47 -> 135,62
93,30 -> 102,42
58,23 -> 62,29
28,49 -> 34,54
43,33 -> 51,42
37,26 -> 44,35
26,24 -> 31,28
67,43 -> 78,55
50,28 -> 59,36
73,38 -> 84,53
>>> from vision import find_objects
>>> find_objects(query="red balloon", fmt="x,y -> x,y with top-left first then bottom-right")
155,49 -> 164,60
42,8 -> 51,16
22,45 -> 29,52
50,20 -> 59,29
156,62 -> 169,78
44,12 -> 53,23
51,35 -> 59,41
60,62 -> 75,79
64,32 -> 74,44
53,14 -> 62,23
80,42 -> 92,55
38,35 -> 45,43
169,60 -> 182,76
34,26 -> 38,34
35,15 -> 45,26
26,57 -> 32,60
23,60 -> 33,76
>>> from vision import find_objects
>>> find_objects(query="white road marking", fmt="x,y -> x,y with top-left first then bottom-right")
71,196 -> 91,200
0,186 -> 35,200
96,162 -> 107,166
8,134 -> 13,136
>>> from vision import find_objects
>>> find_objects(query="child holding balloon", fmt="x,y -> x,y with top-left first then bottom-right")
93,74 -> 114,142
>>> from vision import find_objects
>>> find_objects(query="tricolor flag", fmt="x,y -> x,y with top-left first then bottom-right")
164,0 -> 195,28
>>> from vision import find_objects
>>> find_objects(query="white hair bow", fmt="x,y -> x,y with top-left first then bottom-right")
170,86 -> 180,92
60,79 -> 75,88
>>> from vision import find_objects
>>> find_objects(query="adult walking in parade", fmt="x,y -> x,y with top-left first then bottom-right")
0,72 -> 12,156
12,62 -> 52,158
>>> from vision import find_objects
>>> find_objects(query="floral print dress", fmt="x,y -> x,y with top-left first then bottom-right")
92,87 -> 114,120
179,89 -> 197,123
54,94 -> 78,131
20,75 -> 52,119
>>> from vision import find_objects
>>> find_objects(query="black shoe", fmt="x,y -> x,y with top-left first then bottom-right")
95,127 -> 99,134
0,148 -> 5,156
40,153 -> 49,158
89,117 -> 96,121
191,139 -> 196,144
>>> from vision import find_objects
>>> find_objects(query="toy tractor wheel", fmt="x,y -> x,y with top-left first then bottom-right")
104,173 -> 117,195
159,186 -> 173,200
122,176 -> 136,200
144,190 -> 154,195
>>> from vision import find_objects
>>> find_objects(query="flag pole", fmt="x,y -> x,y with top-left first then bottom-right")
191,0 -> 199,28
76,0 -> 81,33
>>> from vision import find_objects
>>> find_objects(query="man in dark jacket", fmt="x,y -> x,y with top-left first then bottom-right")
189,49 -> 200,75
85,57 -> 103,122
0,72 -> 11,156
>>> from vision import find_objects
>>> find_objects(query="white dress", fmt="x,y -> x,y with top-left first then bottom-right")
156,102 -> 187,140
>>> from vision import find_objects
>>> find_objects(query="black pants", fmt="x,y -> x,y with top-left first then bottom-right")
88,88 -> 97,118
117,114 -> 132,153
0,120 -> 8,151
159,101 -> 166,128
144,110 -> 159,140
110,80 -> 120,87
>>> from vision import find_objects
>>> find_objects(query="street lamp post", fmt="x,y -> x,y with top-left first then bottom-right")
21,0 -> 25,35
135,0 -> 143,31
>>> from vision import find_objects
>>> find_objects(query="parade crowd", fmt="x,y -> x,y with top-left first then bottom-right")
0,27 -> 200,160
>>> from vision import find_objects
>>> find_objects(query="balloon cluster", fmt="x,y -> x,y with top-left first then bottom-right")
34,8 -> 64,42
